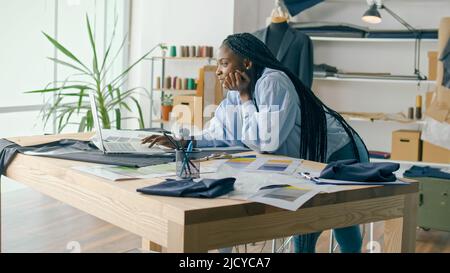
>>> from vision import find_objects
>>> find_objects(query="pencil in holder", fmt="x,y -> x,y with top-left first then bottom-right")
176,149 -> 200,179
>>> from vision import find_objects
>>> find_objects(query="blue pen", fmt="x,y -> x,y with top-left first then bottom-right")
180,141 -> 194,176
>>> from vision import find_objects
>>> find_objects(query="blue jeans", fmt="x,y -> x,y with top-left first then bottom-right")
293,136 -> 368,253
293,226 -> 362,253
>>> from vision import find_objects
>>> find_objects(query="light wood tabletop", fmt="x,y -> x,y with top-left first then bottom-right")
2,133 -> 419,253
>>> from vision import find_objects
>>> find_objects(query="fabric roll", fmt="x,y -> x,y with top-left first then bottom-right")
320,159 -> 400,182
176,78 -> 182,90
189,46 -> 196,58
165,76 -> 172,89
182,78 -> 188,90
156,76 -> 161,89
172,76 -> 178,90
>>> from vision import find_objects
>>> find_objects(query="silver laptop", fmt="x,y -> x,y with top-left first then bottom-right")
89,91 -> 168,154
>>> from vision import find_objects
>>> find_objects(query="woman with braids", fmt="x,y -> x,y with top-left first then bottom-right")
142,33 -> 369,253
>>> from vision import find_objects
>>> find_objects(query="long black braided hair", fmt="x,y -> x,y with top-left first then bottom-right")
223,33 -> 368,163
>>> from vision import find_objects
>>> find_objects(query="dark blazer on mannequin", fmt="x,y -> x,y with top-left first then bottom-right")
253,25 -> 314,88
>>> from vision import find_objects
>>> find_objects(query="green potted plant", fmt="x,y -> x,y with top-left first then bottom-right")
161,93 -> 174,121
25,15 -> 166,132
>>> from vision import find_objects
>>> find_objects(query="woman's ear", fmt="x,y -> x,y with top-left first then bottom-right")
243,59 -> 253,71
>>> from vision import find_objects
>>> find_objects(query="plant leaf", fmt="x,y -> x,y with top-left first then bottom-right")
42,32 -> 91,73
86,110 -> 93,131
24,85 -> 89,94
78,116 -> 87,132
131,97 -> 145,129
101,33 -> 128,81
109,43 -> 161,87
47,57 -> 90,74
100,14 -> 119,73
115,109 -> 121,130
86,15 -> 100,77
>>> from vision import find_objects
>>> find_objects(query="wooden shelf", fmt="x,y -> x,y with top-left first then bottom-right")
153,89 -> 197,95
344,116 -> 425,125
371,158 -> 449,168
147,56 -> 216,61
311,37 -> 438,43
314,77 -> 435,84
152,119 -> 172,125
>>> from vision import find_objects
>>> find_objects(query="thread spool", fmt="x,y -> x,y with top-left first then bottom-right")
176,78 -> 182,90
196,46 -> 201,57
155,76 -> 161,90
207,46 -> 213,58
182,78 -> 188,90
187,78 -> 194,90
165,76 -> 172,90
172,76 -> 177,90
202,46 -> 207,57
408,107 -> 414,119
190,46 -> 196,58
169,46 -> 177,57
415,95 -> 422,120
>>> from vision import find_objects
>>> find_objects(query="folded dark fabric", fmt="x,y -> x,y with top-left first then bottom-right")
0,139 -> 21,175
137,177 -> 236,198
440,37 -> 450,88
314,63 -> 338,73
366,30 -> 438,39
403,166 -> 450,180
320,159 -> 399,182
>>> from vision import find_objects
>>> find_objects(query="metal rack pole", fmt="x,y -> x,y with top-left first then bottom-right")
149,57 -> 155,128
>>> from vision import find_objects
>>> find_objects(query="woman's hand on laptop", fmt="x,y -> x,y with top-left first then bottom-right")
141,135 -> 185,149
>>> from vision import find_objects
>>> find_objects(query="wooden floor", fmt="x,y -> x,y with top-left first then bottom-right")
2,186 -> 450,253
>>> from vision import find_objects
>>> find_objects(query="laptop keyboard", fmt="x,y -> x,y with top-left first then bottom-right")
106,142 -> 136,152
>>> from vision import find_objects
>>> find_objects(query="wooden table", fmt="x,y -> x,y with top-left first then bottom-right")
1,134 -> 419,253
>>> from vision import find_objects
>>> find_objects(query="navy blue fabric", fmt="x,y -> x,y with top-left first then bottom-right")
366,30 -> 438,39
320,159 -> 399,182
137,177 -> 236,198
0,138 -> 175,172
0,139 -> 21,175
404,166 -> 450,180
440,38 -> 450,88
284,0 -> 324,16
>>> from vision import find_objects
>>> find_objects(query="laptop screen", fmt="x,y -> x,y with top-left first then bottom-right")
89,91 -> 105,153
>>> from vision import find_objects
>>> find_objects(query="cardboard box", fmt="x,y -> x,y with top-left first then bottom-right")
428,51 -> 438,81
425,86 -> 450,123
391,130 -> 422,161
422,141 -> 450,164
173,95 -> 203,129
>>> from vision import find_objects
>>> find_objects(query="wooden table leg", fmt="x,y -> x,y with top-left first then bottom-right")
142,238 -> 163,253
166,221 -> 205,253
384,193 -> 418,253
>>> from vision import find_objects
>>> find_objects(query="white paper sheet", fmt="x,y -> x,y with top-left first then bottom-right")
248,186 -> 321,211
72,163 -> 177,181
245,158 -> 302,174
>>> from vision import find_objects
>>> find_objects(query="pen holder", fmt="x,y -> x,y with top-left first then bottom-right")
176,149 -> 200,179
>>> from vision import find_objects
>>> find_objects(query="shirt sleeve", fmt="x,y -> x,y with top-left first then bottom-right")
241,75 -> 298,153
194,91 -> 246,148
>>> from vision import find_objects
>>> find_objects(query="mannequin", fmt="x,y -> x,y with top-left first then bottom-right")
253,0 -> 314,88
266,21 -> 289,56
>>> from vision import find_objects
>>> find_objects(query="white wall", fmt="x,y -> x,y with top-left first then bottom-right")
0,0 -> 128,193
233,0 -> 450,152
0,0 -> 55,137
128,0 -> 235,128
